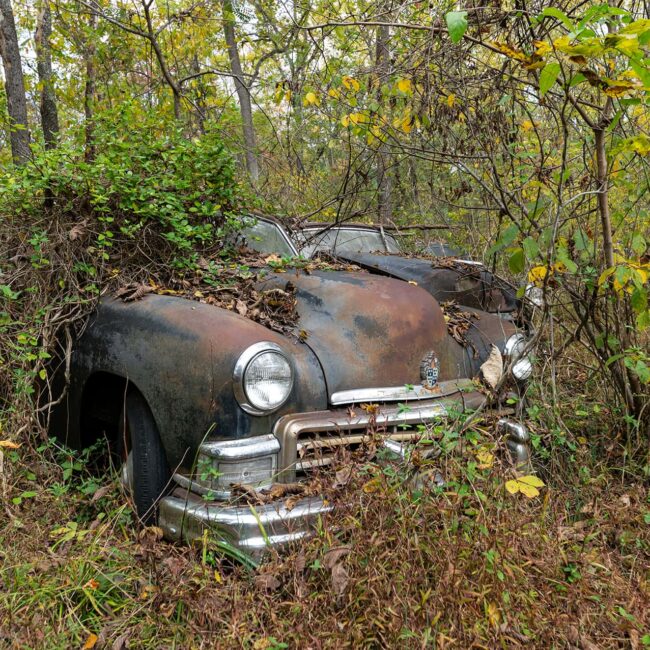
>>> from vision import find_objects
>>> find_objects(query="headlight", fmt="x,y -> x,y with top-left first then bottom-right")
525,283 -> 544,308
234,342 -> 294,415
504,333 -> 534,381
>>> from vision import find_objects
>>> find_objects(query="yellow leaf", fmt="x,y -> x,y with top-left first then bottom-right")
342,75 -> 360,92
505,479 -> 520,495
0,440 -> 20,449
598,267 -> 615,286
521,119 -> 534,132
446,93 -> 456,108
475,449 -> 494,470
214,569 -> 223,584
328,88 -> 340,99
341,115 -> 350,127
303,91 -> 320,107
489,41 -> 530,63
506,475 -> 545,498
397,78 -> 413,94
362,476 -> 382,493
533,40 -> 552,56
82,633 -> 98,650
528,265 -> 548,284
518,482 -> 540,498
408,280 -> 418,285
486,601 -> 500,629
518,475 -> 545,488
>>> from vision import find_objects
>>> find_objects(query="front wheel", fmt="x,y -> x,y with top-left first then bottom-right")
119,390 -> 171,525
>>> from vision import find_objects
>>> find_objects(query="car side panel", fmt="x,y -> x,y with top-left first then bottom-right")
53,296 -> 327,470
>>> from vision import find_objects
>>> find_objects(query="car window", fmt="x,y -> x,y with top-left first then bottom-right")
239,218 -> 297,256
300,228 -> 400,256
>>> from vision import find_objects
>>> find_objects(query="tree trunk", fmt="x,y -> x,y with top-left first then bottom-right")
375,17 -> 392,224
221,0 -> 259,184
84,8 -> 97,163
35,0 -> 59,149
0,0 -> 30,164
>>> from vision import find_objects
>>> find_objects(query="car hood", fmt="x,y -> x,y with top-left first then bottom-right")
331,252 -> 519,313
258,270 -> 510,397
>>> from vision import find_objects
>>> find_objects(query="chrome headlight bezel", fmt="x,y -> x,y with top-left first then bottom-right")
504,333 -> 534,381
233,341 -> 294,415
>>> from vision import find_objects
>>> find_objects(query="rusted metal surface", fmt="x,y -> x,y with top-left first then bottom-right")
333,252 -> 519,314
55,295 -> 327,471
260,270 -> 516,394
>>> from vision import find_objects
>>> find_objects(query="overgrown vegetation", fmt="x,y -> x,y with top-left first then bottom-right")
0,0 -> 649,647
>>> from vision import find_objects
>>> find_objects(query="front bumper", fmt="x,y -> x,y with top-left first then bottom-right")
158,386 -> 530,554
159,492 -> 332,553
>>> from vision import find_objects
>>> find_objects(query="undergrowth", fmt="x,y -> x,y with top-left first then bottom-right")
0,403 -> 648,649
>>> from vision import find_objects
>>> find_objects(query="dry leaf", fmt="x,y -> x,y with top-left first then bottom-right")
254,573 -> 280,591
323,546 -> 350,569
0,440 -> 20,449
331,562 -> 349,596
90,485 -> 112,503
236,299 -> 248,316
475,449 -> 494,469
111,633 -> 130,650
480,345 -> 503,390
82,633 -> 99,649
69,220 -> 88,241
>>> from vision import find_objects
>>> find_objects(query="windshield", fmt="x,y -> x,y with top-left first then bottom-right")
299,228 -> 400,257
238,218 -> 297,257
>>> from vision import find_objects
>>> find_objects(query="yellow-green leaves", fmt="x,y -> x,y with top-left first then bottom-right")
342,75 -> 360,92
505,475 -> 545,498
445,11 -> 468,44
396,78 -> 413,94
303,91 -> 320,107
539,62 -> 561,96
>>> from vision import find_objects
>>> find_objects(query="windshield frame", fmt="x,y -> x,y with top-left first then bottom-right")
298,226 -> 400,256
239,215 -> 299,257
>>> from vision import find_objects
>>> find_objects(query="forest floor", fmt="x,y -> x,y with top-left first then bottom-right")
0,377 -> 648,650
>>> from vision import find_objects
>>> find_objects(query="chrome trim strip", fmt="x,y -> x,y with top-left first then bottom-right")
200,433 -> 280,460
330,378 -> 474,406
158,494 -> 332,554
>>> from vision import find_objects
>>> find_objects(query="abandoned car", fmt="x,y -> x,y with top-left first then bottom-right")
50,218 -> 534,555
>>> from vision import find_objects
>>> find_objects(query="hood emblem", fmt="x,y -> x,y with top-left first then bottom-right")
420,351 -> 440,389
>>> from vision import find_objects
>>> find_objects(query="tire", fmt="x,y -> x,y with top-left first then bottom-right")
120,390 -> 171,525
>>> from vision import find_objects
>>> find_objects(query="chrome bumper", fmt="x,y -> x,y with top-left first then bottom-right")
159,491 -> 332,553
158,387 -> 530,554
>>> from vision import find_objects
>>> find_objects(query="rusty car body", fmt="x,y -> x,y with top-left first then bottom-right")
51,216 -> 534,555
293,222 -> 523,318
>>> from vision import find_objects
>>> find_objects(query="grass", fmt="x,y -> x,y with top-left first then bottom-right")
1,396 -> 648,649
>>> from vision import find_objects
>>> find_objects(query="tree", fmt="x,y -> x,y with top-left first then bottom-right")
221,0 -> 259,183
0,0 -> 29,164
35,0 -> 60,148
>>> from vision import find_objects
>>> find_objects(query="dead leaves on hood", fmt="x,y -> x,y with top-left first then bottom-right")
115,282 -> 155,302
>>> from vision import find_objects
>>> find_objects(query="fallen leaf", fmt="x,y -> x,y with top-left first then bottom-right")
236,299 -> 248,316
475,449 -> 494,469
82,633 -> 98,649
480,345 -> 503,390
505,475 -> 545,498
90,485 -> 112,503
254,573 -> 280,591
0,440 -> 20,449
323,546 -> 351,569
331,562 -> 349,596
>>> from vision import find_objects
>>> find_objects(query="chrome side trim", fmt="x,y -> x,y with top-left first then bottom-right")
200,433 -> 280,460
159,493 -> 332,554
330,378 -> 474,406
